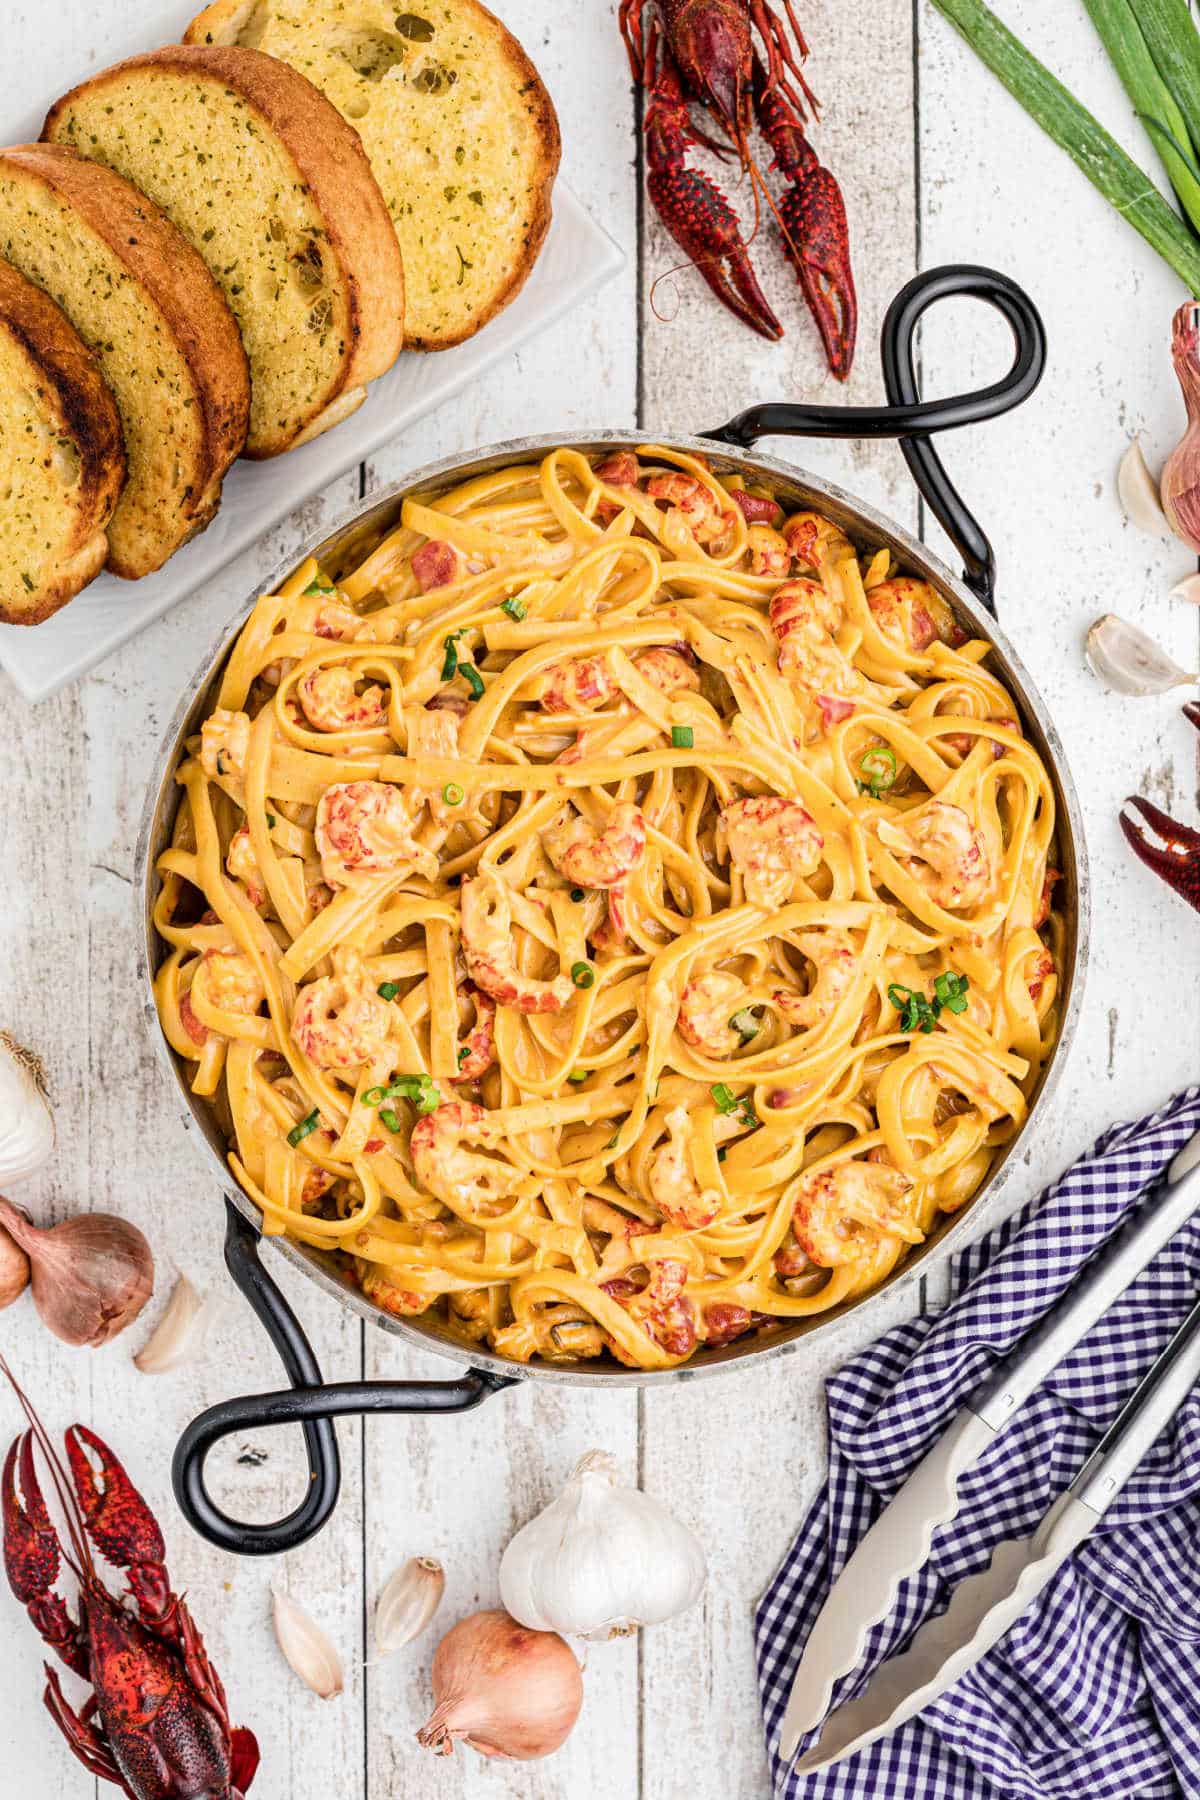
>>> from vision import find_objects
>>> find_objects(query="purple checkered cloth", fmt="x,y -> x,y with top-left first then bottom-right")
755,1087 -> 1200,1800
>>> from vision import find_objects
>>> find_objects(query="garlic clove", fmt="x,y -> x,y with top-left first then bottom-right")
134,1274 -> 213,1374
1085,614 -> 1197,696
1170,573 -> 1200,604
0,1032 -> 55,1185
375,1556 -> 445,1657
271,1590 -> 344,1700
1118,438 -> 1172,538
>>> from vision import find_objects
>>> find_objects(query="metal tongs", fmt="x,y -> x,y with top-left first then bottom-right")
779,1128 -> 1200,1774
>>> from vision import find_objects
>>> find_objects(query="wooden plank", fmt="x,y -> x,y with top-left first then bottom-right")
918,0 -> 1200,1215
637,4 -> 920,1795
359,3 -> 643,1795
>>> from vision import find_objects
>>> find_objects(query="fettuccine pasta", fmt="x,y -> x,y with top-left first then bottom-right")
152,444 -> 1063,1370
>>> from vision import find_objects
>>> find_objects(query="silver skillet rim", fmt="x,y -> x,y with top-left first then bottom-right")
135,430 -> 1091,1388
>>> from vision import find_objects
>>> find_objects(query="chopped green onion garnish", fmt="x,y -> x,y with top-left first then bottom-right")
457,1046 -> 470,1068
441,630 -> 464,680
443,782 -> 465,806
461,662 -> 485,700
379,1107 -> 402,1133
605,1132 -> 620,1151
287,1109 -> 320,1147
363,1073 -> 441,1113
858,745 -> 897,798
304,577 -> 334,596
711,1083 -> 739,1114
501,597 -> 527,621
888,973 -> 969,1034
266,812 -> 276,828
671,725 -> 694,749
738,1099 -> 760,1129
571,960 -> 595,989
568,1069 -> 590,1084
730,1008 -> 758,1043
377,981 -> 401,1001
717,1146 -> 728,1163
933,971 -> 971,1015
570,887 -> 586,902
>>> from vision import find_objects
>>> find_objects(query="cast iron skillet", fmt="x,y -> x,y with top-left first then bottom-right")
135,266 -> 1090,1554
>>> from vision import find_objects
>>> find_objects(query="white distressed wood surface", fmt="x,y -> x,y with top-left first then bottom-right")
1,1 -> 1198,1795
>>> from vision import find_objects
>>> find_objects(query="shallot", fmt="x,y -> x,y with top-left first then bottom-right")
0,1195 -> 154,1347
0,1222 -> 29,1309
416,1609 -> 583,1761
1163,302 -> 1200,552
0,1031 -> 55,1184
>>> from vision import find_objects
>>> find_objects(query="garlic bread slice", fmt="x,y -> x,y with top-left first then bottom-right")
0,145 -> 249,578
44,45 -> 405,456
184,0 -> 560,349
0,257 -> 125,624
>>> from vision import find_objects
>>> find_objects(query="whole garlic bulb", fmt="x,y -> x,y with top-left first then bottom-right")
499,1450 -> 706,1641
0,1032 -> 55,1184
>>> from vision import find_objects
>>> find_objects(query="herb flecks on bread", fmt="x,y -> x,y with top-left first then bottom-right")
0,145 -> 249,578
43,44 -> 405,456
0,258 -> 125,624
184,0 -> 560,350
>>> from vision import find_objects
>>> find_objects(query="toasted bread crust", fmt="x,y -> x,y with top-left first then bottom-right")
0,259 -> 125,624
183,0 -> 559,351
0,145 -> 249,567
43,44 -> 405,456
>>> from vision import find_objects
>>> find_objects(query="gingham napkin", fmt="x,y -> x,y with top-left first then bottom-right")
755,1088 -> 1200,1800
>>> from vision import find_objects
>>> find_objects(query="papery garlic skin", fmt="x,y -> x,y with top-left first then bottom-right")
1163,303 -> 1200,553
499,1450 -> 706,1641
0,1033 -> 54,1185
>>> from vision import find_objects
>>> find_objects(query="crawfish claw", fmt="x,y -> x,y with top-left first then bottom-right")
3,1434 -> 58,1605
65,1424 -> 168,1619
1120,794 -> 1200,912
777,167 -> 857,379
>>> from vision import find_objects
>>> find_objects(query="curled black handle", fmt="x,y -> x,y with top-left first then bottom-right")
707,264 -> 1047,611
172,1200 -> 512,1556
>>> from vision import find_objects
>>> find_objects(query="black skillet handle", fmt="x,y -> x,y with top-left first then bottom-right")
172,1200 -> 514,1556
706,265 -> 1047,613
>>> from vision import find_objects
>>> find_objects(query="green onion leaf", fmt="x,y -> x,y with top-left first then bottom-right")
711,1082 -> 739,1114
717,1146 -> 728,1163
730,1008 -> 759,1043
362,1085 -> 386,1105
568,1069 -> 590,1084
443,782 -> 465,806
379,1107 -> 402,1133
377,981 -> 401,1001
738,1099 -> 760,1129
266,813 -> 276,828
930,0 -> 1200,293
460,662 -> 485,701
858,745 -> 897,798
671,725 -> 694,749
501,596 -> 527,621
287,1108 -> 320,1147
457,1046 -> 470,1068
441,631 -> 463,680
304,577 -> 335,596
571,960 -> 595,989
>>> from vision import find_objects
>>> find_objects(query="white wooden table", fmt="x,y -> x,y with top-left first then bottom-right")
2,2 -> 1197,1795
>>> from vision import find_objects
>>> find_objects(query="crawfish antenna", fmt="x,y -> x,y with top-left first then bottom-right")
0,1355 -> 92,1580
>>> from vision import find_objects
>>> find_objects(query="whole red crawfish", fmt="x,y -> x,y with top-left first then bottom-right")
2,1361 -> 259,1799
619,0 -> 857,377
1122,703 -> 1200,913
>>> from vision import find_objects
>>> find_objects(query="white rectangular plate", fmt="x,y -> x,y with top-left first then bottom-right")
0,183 -> 624,703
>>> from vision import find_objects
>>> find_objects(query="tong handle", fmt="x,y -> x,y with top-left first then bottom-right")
969,1133 -> 1200,1431
1072,1288 -> 1200,1515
